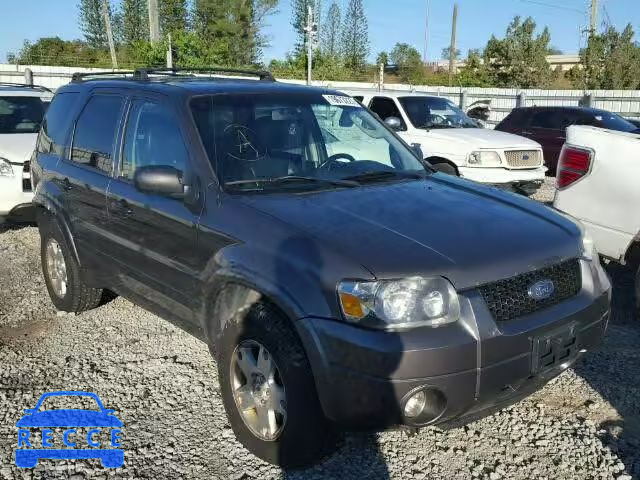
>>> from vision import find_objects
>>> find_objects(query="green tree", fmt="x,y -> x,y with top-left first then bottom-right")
441,46 -> 461,61
570,24 -> 640,89
458,49 -> 491,86
78,0 -> 108,48
341,0 -> 368,71
389,43 -> 424,82
376,51 -> 388,66
484,16 -> 554,88
121,0 -> 148,45
160,0 -> 188,36
322,2 -> 341,58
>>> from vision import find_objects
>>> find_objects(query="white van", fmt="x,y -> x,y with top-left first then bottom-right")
341,89 -> 547,195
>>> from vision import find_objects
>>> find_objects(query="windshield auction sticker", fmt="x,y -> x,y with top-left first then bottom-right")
322,94 -> 362,107
14,391 -> 124,468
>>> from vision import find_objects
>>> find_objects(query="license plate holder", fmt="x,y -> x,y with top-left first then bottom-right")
531,323 -> 579,374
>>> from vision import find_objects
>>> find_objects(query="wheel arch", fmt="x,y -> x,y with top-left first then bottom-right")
34,199 -> 81,266
624,234 -> 640,266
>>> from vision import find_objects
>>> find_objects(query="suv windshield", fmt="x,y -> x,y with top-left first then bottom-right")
592,110 -> 638,132
399,96 -> 477,129
190,94 -> 427,192
0,96 -> 46,134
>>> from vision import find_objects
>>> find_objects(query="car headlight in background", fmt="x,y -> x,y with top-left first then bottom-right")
0,158 -> 14,177
337,277 -> 460,330
467,151 -> 502,167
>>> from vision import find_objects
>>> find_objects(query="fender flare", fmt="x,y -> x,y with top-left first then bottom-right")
33,197 -> 81,266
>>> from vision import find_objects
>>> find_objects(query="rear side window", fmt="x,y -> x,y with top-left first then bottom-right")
530,110 -> 563,129
38,93 -> 79,155
496,109 -> 529,129
71,95 -> 124,174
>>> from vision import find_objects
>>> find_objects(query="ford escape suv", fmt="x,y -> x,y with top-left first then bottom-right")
32,68 -> 611,468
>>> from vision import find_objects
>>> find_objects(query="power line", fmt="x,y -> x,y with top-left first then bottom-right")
519,0 -> 585,14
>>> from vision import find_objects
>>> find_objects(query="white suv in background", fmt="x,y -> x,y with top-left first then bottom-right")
342,89 -> 547,195
0,83 -> 52,223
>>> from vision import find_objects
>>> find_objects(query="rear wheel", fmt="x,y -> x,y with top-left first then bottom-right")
40,217 -> 103,313
216,301 -> 336,468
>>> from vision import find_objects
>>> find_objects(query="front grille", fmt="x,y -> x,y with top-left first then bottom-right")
478,259 -> 582,322
504,150 -> 542,168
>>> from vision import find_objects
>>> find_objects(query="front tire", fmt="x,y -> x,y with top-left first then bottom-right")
39,217 -> 103,313
216,301 -> 336,468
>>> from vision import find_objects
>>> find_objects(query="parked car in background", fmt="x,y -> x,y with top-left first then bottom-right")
554,124 -> 640,311
0,82 -> 52,223
342,89 -> 547,196
496,106 -> 640,175
33,69 -> 610,468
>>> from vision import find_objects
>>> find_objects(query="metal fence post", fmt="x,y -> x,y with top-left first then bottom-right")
580,93 -> 594,108
24,68 -> 33,86
516,92 -> 526,108
460,90 -> 468,110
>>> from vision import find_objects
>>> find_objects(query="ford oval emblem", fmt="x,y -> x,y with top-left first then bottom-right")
528,279 -> 555,300
523,154 -> 530,160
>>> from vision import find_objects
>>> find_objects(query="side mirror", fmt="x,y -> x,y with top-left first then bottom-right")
410,143 -> 423,159
134,165 -> 186,198
384,116 -> 403,131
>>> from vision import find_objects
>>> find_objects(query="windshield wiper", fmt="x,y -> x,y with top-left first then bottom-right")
225,175 -> 359,190
342,170 -> 426,183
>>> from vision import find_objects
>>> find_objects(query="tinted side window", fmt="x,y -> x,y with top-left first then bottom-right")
530,110 -> 562,129
497,109 -> 529,129
120,100 -> 188,181
71,95 -> 124,174
352,96 -> 364,103
38,92 -> 79,156
369,97 -> 406,130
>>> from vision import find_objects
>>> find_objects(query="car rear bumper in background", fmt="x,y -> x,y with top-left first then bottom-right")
296,262 -> 610,430
458,166 -> 547,186
0,165 -> 33,220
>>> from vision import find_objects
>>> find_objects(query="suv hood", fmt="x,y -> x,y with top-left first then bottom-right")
418,128 -> 541,150
240,175 -> 580,289
0,133 -> 37,163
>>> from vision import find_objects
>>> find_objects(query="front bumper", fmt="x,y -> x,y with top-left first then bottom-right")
0,164 -> 33,221
296,260 -> 610,430
458,166 -> 547,186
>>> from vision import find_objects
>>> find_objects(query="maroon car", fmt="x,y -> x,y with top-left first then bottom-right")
495,106 -> 639,175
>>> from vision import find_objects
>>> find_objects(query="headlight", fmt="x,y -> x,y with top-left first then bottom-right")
0,158 -> 14,177
468,151 -> 502,167
337,277 -> 460,330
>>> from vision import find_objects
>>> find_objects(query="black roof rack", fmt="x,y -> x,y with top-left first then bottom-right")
134,67 -> 276,82
0,82 -> 52,93
71,71 -> 137,82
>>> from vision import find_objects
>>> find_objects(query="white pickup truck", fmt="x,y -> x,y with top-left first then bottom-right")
554,125 -> 640,309
340,89 -> 547,195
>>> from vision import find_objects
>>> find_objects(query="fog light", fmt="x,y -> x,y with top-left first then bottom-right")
404,390 -> 427,418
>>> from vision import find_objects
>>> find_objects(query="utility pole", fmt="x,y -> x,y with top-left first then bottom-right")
304,4 -> 318,86
101,0 -> 118,69
448,3 -> 458,87
166,33 -> 173,68
590,0 -> 598,34
423,0 -> 430,63
148,0 -> 161,44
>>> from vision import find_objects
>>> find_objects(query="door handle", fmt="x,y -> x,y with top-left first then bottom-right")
109,199 -> 133,217
62,178 -> 73,192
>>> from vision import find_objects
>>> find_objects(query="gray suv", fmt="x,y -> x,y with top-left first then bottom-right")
32,68 -> 611,468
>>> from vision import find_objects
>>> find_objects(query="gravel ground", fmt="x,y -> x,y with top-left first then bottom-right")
1,177 -> 638,479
